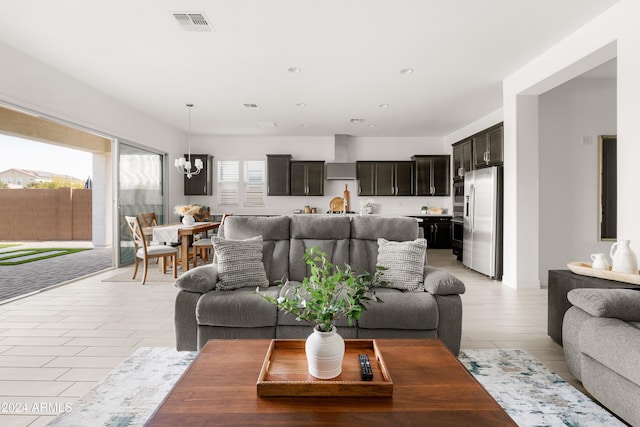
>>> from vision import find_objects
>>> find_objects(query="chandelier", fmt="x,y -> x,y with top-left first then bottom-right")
174,103 -> 202,179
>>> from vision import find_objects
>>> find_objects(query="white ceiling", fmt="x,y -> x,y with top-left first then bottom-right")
0,0 -> 619,138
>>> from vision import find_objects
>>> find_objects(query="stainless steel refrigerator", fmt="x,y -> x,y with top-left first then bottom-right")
463,166 -> 503,279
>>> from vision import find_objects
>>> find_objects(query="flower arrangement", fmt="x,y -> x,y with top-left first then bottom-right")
174,204 -> 201,216
360,199 -> 374,208
257,247 -> 385,332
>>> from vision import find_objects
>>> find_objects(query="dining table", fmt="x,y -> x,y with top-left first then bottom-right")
143,221 -> 221,272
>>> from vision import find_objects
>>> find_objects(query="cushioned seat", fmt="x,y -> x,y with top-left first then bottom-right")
197,286 -> 279,328
563,288 -> 640,426
357,288 -> 438,330
137,245 -> 177,257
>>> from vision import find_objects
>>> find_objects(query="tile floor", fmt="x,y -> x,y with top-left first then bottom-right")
0,249 -> 578,426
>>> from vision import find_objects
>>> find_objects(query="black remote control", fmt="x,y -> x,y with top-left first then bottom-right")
359,354 -> 373,381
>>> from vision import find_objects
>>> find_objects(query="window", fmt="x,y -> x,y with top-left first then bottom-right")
16,177 -> 22,186
244,160 -> 265,207
217,160 -> 265,207
217,161 -> 239,206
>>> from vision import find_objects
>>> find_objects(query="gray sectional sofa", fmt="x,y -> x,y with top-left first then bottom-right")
563,288 -> 640,426
174,215 -> 466,354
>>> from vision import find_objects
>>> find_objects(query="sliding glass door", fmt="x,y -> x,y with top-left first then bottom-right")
116,141 -> 164,266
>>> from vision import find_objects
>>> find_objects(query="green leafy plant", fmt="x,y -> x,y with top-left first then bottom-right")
257,247 -> 385,332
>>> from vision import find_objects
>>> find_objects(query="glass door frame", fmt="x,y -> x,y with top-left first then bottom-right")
113,138 -> 168,267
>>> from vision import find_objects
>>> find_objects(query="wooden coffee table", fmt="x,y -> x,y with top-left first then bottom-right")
146,339 -> 516,426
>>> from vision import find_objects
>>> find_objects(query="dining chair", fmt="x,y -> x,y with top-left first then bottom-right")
191,213 -> 231,267
125,216 -> 177,284
193,211 -> 211,222
140,212 -> 159,227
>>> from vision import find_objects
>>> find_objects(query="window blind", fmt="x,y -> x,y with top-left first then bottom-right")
244,160 -> 265,207
217,160 -> 239,206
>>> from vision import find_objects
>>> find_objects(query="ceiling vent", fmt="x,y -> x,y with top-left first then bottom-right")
350,118 -> 365,123
243,103 -> 260,109
172,12 -> 213,32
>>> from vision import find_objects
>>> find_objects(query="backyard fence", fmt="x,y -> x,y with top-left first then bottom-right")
0,188 -> 92,240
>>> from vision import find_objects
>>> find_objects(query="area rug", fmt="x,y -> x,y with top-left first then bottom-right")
0,248 -> 89,265
47,347 -> 625,427
458,349 -> 625,426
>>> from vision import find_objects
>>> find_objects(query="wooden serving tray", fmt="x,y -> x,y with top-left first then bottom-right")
567,262 -> 640,285
257,339 -> 393,397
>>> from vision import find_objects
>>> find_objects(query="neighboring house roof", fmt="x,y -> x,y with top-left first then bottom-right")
0,168 -> 80,181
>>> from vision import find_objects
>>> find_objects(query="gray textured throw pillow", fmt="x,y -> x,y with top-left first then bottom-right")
376,238 -> 427,291
213,236 -> 269,290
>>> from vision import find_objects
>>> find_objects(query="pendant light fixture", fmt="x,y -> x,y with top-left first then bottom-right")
174,103 -> 203,179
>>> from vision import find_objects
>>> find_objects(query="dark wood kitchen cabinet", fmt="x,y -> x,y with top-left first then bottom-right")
472,123 -> 503,169
357,161 -> 414,196
414,216 -> 452,249
183,154 -> 213,195
413,155 -> 450,196
357,162 -> 376,196
266,154 -> 292,195
290,161 -> 324,196
452,139 -> 472,180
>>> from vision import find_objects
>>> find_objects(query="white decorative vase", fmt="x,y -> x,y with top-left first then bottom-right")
182,215 -> 195,226
610,239 -> 638,274
305,326 -> 345,379
590,253 -> 610,270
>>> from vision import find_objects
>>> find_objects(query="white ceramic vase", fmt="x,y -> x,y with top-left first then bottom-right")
305,326 -> 345,379
610,239 -> 638,274
590,253 -> 610,270
182,215 -> 195,226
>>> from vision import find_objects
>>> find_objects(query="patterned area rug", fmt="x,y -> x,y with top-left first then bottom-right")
47,347 -> 624,427
458,349 -> 625,426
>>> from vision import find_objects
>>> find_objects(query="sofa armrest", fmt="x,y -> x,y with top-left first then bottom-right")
567,288 -> 640,321
175,264 -> 219,294
423,266 -> 465,295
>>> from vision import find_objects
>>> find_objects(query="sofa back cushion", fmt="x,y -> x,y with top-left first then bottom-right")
289,215 -> 351,282
350,216 -> 421,275
220,215 -> 290,285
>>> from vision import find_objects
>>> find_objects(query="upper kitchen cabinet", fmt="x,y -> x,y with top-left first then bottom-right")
452,139 -> 472,180
472,123 -> 503,169
290,161 -> 325,196
184,154 -> 213,195
413,155 -> 450,196
266,154 -> 292,195
357,161 -> 414,196
357,162 -> 376,196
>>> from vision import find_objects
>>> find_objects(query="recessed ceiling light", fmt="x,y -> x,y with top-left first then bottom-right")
288,67 -> 301,73
399,68 -> 414,75
350,118 -> 365,123
378,104 -> 390,108
257,121 -> 278,128
368,124 -> 376,128
301,123 -> 310,127
296,103 -> 307,107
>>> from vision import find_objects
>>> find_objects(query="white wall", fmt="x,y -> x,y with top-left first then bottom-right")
538,77 -> 616,284
501,0 -> 640,288
0,41 -> 188,224
189,135 -> 452,216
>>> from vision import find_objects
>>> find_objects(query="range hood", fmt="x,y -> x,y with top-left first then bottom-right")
326,134 -> 357,180
326,163 -> 357,180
